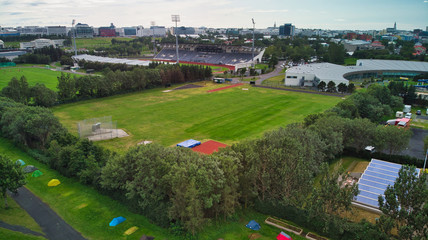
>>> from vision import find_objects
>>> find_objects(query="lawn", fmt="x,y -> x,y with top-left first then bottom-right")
0,195 -> 43,234
0,228 -> 46,240
73,37 -> 133,50
344,58 -> 358,66
0,67 -> 78,90
52,82 -> 342,151
0,137 -> 309,240
0,138 -> 173,240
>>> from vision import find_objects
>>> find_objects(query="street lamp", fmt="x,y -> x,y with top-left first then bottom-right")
151,21 -> 156,56
171,14 -> 180,64
252,18 -> 255,67
72,19 -> 77,57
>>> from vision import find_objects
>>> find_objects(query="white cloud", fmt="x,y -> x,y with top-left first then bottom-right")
248,9 -> 288,13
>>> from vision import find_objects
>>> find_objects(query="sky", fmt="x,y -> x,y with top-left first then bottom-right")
1,0 -> 427,30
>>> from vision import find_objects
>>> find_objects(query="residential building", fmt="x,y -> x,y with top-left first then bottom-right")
47,26 -> 67,36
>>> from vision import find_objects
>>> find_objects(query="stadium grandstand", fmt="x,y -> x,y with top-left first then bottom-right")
154,44 -> 265,70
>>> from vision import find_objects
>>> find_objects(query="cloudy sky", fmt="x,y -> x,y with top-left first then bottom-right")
1,0 -> 427,30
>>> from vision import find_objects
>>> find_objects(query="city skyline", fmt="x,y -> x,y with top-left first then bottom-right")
1,0 -> 427,30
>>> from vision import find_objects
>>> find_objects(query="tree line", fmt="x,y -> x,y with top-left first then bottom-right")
14,46 -> 66,64
0,63 -> 212,106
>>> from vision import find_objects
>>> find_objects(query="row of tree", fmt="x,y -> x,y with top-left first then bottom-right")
0,63 -> 212,105
14,46 -> 66,64
318,81 -> 355,93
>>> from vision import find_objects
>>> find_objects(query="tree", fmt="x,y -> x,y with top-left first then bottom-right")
30,83 -> 57,107
347,83 -> 355,93
1,76 -> 30,104
318,81 -> 326,91
337,83 -> 347,93
375,126 -> 412,155
0,154 -> 26,208
327,81 -> 336,92
378,166 -> 428,239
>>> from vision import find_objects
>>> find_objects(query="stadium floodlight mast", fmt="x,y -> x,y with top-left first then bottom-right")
252,18 -> 255,67
171,14 -> 180,64
72,19 -> 77,57
151,21 -> 156,56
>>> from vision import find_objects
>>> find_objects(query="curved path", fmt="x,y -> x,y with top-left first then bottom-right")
10,187 -> 86,240
231,61 -> 286,85
0,220 -> 46,238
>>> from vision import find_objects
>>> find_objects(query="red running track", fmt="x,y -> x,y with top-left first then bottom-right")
207,83 -> 244,93
192,140 -> 228,155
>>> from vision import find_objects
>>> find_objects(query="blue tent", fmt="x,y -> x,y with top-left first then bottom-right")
16,159 -> 25,166
245,220 -> 261,231
109,216 -> 126,226
176,139 -> 201,148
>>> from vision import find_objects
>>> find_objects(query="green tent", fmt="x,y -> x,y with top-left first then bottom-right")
31,170 -> 43,177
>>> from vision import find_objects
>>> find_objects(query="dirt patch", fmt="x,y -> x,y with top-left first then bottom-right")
248,233 -> 262,239
350,162 -> 369,173
207,83 -> 244,93
87,129 -> 129,141
173,84 -> 203,90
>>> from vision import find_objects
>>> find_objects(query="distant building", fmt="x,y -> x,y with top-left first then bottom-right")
279,23 -> 295,37
342,40 -> 371,52
18,26 -> 47,35
75,23 -> 93,38
47,26 -> 67,36
137,26 -> 166,37
123,27 -> 137,37
99,23 -> 116,37
0,27 -> 20,37
386,22 -> 397,34
20,38 -> 64,49
173,26 -> 195,35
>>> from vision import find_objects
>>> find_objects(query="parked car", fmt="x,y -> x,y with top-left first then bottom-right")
405,113 -> 412,119
417,110 -> 421,115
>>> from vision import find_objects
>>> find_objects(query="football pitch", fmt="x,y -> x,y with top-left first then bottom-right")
53,83 -> 342,151
0,67 -> 78,90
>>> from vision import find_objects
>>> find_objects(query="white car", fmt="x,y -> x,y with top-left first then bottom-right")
405,113 -> 412,119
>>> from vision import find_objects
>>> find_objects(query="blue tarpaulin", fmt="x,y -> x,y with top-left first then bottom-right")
245,220 -> 261,230
176,139 -> 201,148
109,216 -> 126,226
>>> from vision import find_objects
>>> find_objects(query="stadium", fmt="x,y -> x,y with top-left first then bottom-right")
154,43 -> 265,71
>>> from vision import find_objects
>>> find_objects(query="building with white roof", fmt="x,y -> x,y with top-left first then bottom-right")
285,60 -> 428,87
72,54 -> 151,66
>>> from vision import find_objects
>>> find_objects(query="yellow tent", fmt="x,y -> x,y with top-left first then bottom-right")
47,179 -> 61,187
123,226 -> 138,236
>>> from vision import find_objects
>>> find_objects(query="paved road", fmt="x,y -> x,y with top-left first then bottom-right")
231,61 -> 286,85
10,187 -> 86,240
0,220 -> 46,238
399,128 -> 428,160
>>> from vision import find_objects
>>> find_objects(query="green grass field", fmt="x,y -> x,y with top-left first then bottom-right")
0,228 -> 46,240
52,82 -> 342,151
73,37 -> 133,50
0,137 -> 308,240
0,67 -> 78,90
0,195 -> 43,234
344,58 -> 358,66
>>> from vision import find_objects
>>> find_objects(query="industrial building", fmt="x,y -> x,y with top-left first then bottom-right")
75,23 -> 93,38
47,26 -> 67,36
285,60 -> 428,87
19,38 -> 64,50
99,23 -> 116,37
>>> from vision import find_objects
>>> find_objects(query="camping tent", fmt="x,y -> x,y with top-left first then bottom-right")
277,231 -> 292,240
23,165 -> 38,173
176,139 -> 201,148
31,170 -> 43,177
16,159 -> 25,166
109,216 -> 126,226
245,220 -> 261,231
48,179 -> 61,187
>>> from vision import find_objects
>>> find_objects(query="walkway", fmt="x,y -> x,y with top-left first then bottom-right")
9,187 -> 86,240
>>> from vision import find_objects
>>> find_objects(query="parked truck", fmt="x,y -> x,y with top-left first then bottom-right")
403,105 -> 411,113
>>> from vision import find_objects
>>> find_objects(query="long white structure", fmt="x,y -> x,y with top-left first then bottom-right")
72,54 -> 151,66
285,60 -> 428,87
